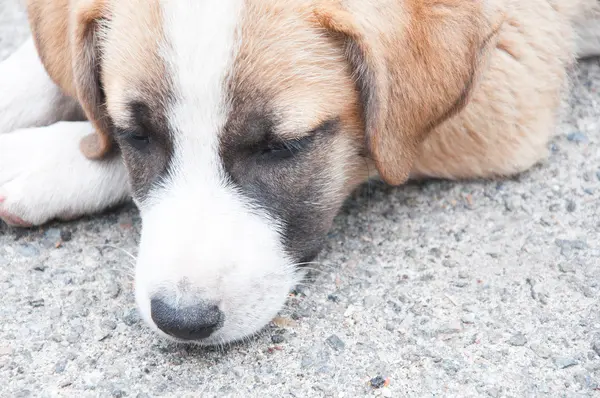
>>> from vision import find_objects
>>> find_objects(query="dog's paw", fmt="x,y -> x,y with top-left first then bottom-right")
0,122 -> 130,227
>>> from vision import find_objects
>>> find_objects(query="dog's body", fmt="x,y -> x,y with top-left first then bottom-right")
1,0 -> 599,344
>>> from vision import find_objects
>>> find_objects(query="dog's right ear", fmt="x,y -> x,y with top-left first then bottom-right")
27,0 -> 114,160
314,0 -> 501,185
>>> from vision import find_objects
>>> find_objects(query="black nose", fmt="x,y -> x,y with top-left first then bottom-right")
150,297 -> 224,340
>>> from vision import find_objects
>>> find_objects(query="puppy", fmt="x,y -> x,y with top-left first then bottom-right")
0,0 -> 599,345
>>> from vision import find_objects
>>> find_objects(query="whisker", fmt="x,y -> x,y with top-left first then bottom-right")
284,261 -> 323,268
283,262 -> 338,271
97,244 -> 138,260
295,266 -> 327,273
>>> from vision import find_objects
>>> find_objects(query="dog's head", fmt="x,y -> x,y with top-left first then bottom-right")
35,0 -> 496,344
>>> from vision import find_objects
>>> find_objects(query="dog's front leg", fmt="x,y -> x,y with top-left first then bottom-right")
0,122 -> 130,227
0,37 -> 84,135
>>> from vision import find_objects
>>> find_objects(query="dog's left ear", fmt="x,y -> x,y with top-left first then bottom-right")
70,0 -> 114,159
315,0 -> 501,185
28,0 -> 114,160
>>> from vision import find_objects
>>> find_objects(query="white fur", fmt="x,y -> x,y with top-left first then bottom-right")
133,0 -> 299,345
0,38 -> 82,135
0,122 -> 130,226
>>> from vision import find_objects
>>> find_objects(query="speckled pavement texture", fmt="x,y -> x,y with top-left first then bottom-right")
1,1 -> 600,397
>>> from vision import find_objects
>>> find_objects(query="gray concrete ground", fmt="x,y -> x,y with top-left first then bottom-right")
1,1 -> 600,397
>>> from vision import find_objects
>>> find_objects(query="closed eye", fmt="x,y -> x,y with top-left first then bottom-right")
262,135 -> 313,160
115,128 -> 150,151
259,119 -> 339,161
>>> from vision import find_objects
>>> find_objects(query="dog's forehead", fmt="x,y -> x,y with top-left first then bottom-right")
103,0 -> 240,126
103,0 -> 357,136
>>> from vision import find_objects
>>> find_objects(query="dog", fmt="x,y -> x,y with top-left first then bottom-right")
1,0 -> 599,345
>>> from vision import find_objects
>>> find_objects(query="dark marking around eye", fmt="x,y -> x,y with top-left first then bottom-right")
114,101 -> 169,151
113,99 -> 175,201
220,113 -> 343,262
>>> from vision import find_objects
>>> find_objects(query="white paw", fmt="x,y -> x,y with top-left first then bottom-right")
0,122 -> 131,227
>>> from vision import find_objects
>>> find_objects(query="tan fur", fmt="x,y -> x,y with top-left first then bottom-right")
315,0 -> 500,185
310,0 -> 599,183
100,0 -> 168,128
233,2 -> 360,137
27,0 -> 113,159
27,0 -> 73,94
410,0 -> 592,180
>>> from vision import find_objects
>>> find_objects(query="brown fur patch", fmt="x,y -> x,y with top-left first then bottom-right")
230,1 -> 363,141
411,0 -> 579,180
27,0 -> 74,94
101,0 -> 169,126
27,0 -> 114,159
315,0 -> 499,185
